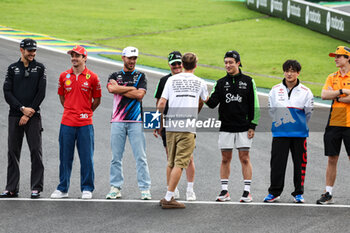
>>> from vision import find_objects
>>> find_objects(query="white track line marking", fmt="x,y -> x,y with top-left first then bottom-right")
0,198 -> 349,208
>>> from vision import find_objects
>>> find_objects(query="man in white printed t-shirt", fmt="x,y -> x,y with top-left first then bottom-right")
156,52 -> 208,209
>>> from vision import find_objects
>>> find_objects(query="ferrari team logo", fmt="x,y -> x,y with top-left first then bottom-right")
86,74 -> 91,80
65,79 -> 72,86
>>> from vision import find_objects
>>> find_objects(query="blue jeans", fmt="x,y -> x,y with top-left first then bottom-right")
57,124 -> 94,192
110,122 -> 151,190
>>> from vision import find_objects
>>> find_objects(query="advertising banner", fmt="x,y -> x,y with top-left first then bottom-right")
246,0 -> 350,42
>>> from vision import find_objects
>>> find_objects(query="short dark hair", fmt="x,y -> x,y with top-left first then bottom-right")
344,55 -> 350,63
283,60 -> 301,72
182,52 -> 198,70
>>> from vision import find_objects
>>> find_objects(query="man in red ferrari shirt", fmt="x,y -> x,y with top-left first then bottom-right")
51,45 -> 101,199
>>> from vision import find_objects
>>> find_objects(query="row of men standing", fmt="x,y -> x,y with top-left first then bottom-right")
2,38 -> 350,208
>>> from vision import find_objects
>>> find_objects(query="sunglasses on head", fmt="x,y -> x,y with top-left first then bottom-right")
171,62 -> 182,66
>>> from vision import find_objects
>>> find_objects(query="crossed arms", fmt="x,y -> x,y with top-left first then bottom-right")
107,79 -> 145,101
322,87 -> 350,103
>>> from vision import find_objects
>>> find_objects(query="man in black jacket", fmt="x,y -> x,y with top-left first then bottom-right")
206,50 -> 260,202
2,38 -> 46,198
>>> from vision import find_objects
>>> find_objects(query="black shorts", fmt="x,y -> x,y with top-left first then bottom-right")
324,126 -> 350,156
161,128 -> 167,147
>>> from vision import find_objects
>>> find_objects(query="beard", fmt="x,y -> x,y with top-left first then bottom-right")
126,63 -> 135,70
24,54 -> 35,62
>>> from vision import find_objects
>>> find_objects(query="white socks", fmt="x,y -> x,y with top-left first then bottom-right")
326,186 -> 333,195
187,182 -> 194,192
244,180 -> 252,192
221,179 -> 229,191
165,191 -> 174,201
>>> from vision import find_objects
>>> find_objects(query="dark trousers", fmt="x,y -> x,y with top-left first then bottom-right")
268,137 -> 307,197
6,115 -> 44,192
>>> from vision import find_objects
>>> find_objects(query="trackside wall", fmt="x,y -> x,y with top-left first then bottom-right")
246,0 -> 350,42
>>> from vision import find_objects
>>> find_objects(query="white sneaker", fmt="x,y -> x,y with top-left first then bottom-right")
82,191 -> 92,199
186,190 -> 196,201
106,186 -> 122,199
141,190 -> 152,200
174,188 -> 180,200
50,190 -> 68,199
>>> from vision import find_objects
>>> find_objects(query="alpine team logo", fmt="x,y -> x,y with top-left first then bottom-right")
143,111 -> 161,129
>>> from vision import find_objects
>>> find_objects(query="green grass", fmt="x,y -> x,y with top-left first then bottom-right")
0,0 -> 260,40
1,0 -> 349,96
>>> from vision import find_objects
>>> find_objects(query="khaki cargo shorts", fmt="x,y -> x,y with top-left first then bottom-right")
166,132 -> 195,168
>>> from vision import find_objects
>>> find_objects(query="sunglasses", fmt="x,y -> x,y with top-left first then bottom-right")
171,62 -> 182,66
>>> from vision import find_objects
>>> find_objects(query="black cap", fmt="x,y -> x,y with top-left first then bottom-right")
20,38 -> 37,50
224,50 -> 242,67
168,51 -> 182,64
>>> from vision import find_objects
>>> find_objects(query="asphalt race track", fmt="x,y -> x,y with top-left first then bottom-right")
333,4 -> 350,13
1,38 -> 350,233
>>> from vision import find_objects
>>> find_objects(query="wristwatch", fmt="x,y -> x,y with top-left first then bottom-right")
339,89 -> 343,95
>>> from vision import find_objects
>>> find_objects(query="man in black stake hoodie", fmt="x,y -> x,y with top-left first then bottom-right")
206,50 -> 260,203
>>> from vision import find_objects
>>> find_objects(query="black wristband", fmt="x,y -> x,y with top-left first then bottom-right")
336,97 -> 340,102
339,89 -> 343,95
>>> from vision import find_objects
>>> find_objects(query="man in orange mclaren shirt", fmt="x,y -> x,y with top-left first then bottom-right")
317,46 -> 350,205
50,45 -> 101,199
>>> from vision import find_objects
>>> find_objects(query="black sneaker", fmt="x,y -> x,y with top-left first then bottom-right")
316,192 -> 333,205
0,191 -> 18,198
31,191 -> 40,199
216,190 -> 231,202
240,190 -> 253,202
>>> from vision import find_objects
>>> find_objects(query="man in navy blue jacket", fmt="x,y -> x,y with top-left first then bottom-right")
2,38 -> 46,199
